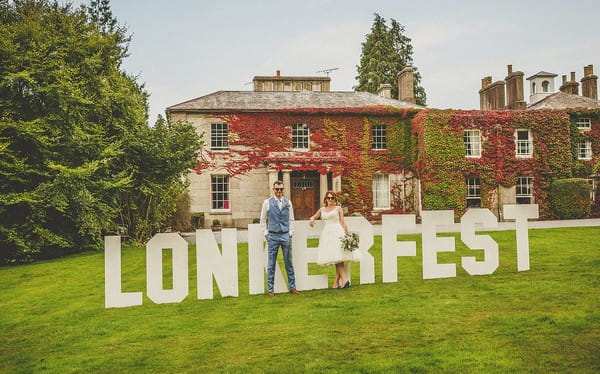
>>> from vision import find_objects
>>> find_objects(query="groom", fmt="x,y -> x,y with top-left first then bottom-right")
259,180 -> 299,297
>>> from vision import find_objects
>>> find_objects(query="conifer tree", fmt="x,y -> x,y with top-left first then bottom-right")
355,13 -> 426,106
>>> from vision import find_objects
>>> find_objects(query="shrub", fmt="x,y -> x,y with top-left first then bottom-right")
550,179 -> 591,219
191,213 -> 205,229
166,191 -> 193,232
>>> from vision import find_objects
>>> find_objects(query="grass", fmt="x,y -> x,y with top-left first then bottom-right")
1,227 -> 599,373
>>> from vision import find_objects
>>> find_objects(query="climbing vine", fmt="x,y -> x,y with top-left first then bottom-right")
193,106 -> 597,220
413,109 -> 589,219
194,106 -> 419,217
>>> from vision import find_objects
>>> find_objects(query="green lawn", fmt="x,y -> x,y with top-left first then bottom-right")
1,227 -> 599,373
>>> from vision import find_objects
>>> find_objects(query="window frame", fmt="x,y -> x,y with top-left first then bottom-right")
210,123 -> 229,151
371,124 -> 387,150
516,176 -> 534,204
576,117 -> 591,130
210,175 -> 230,211
292,123 -> 310,151
577,138 -> 592,160
464,129 -> 482,158
515,129 -> 533,158
372,174 -> 390,210
466,177 -> 482,207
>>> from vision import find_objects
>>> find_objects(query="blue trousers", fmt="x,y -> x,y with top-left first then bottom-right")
267,232 -> 296,293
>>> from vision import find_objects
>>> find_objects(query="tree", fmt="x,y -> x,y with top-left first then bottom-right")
355,13 -> 426,106
0,0 -> 201,263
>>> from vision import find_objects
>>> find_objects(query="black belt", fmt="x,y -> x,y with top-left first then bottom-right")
269,231 -> 288,234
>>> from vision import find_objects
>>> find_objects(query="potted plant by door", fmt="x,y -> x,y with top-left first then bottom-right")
211,219 -> 221,231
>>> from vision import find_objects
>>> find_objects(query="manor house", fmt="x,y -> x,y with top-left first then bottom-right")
167,66 -> 599,228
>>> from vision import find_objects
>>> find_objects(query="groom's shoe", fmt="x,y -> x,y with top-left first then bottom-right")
342,281 -> 350,289
267,292 -> 275,297
290,289 -> 300,295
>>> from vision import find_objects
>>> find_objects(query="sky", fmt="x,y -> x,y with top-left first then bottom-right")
75,0 -> 600,124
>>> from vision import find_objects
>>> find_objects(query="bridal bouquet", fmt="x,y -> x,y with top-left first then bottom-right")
341,232 -> 359,252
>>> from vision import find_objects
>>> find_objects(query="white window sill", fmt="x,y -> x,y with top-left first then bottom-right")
210,210 -> 231,214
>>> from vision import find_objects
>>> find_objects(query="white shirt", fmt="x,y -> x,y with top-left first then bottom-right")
259,196 -> 295,237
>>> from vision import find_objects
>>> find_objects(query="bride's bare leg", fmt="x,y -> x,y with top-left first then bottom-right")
332,267 -> 340,288
338,263 -> 347,285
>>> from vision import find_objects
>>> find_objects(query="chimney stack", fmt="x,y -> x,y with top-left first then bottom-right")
580,64 -> 598,100
481,76 -> 492,88
559,72 -> 579,95
505,64 -> 526,109
479,75 -> 505,110
397,67 -> 416,104
376,83 -> 392,99
276,70 -> 280,77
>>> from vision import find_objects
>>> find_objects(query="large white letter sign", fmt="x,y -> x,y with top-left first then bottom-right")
247,224 -> 288,295
346,216 -> 375,285
460,209 -> 499,275
146,233 -> 188,304
422,210 -> 456,279
292,221 -> 328,291
382,214 -> 417,283
503,204 -> 539,271
196,229 -> 239,299
104,236 -> 142,308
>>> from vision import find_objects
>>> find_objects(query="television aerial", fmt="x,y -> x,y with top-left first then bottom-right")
316,68 -> 339,76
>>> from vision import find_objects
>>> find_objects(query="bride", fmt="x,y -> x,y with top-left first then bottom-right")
309,191 -> 360,289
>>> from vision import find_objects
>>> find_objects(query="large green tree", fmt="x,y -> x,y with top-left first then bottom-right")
0,0 -> 201,263
355,13 -> 426,106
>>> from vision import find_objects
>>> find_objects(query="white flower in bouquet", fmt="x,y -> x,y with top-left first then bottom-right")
341,232 -> 359,252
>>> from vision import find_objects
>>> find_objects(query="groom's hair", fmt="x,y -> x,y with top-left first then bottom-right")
273,180 -> 283,187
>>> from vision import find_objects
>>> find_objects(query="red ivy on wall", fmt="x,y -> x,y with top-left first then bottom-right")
194,106 -> 418,217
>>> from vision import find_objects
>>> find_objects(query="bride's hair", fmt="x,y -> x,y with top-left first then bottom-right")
322,191 -> 338,206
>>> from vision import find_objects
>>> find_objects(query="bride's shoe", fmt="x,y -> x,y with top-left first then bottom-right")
342,280 -> 350,289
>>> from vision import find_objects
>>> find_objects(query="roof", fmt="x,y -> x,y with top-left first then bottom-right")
527,91 -> 600,109
166,91 -> 423,113
526,71 -> 558,80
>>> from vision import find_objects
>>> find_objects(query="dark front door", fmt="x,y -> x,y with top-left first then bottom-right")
290,171 -> 319,219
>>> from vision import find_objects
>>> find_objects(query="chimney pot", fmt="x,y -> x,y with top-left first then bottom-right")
507,65 -> 513,74
276,70 -> 280,77
562,75 -> 567,84
570,72 -> 576,82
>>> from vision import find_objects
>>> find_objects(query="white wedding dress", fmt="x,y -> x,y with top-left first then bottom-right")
316,207 -> 361,266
